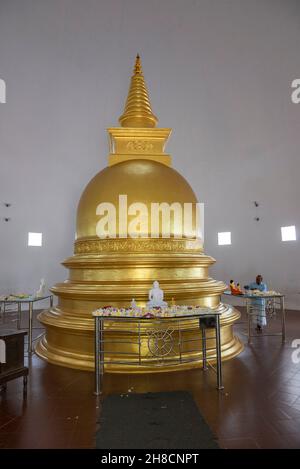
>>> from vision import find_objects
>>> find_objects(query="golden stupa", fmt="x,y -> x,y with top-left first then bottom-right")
36,55 -> 243,371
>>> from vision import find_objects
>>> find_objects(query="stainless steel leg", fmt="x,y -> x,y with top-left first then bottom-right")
247,300 -> 251,344
28,302 -> 33,353
100,318 -> 104,378
138,320 -> 142,365
281,296 -> 286,344
215,314 -> 224,390
17,303 -> 21,329
201,325 -> 207,371
94,316 -> 102,396
23,375 -> 28,395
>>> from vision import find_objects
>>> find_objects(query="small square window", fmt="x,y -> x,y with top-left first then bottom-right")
218,232 -> 231,245
281,226 -> 296,242
28,232 -> 42,247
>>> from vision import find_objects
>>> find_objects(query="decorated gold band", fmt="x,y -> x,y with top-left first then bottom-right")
74,237 -> 203,254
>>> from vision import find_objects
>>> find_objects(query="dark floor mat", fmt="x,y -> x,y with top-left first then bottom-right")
96,391 -> 219,449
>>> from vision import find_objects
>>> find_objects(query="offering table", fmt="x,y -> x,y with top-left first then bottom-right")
92,306 -> 225,395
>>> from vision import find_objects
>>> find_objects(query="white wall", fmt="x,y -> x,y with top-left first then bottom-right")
0,0 -> 299,308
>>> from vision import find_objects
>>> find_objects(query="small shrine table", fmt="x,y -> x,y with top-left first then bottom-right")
0,295 -> 53,353
223,291 -> 285,344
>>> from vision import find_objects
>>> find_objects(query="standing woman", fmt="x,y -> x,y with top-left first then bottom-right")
245,274 -> 268,332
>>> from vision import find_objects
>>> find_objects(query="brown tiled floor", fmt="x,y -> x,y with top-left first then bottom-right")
1,307 -> 300,448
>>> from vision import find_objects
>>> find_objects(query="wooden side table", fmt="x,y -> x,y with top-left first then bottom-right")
0,330 -> 28,394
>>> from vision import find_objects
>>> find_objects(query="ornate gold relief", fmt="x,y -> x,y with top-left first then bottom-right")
74,237 -> 203,254
126,140 -> 154,152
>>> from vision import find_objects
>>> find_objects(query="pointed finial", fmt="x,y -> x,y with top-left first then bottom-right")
119,55 -> 158,128
134,54 -> 142,75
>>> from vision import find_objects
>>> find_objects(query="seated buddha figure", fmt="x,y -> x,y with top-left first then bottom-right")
146,281 -> 168,308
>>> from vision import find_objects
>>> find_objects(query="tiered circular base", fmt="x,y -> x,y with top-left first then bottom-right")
36,302 -> 243,372
36,242 -> 244,371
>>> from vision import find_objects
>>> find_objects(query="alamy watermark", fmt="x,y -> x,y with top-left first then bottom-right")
291,79 -> 300,104
95,195 -> 204,240
291,339 -> 300,364
0,78 -> 6,103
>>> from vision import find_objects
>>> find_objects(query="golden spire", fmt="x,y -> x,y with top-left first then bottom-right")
119,54 -> 158,128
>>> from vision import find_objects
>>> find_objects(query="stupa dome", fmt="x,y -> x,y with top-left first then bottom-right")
76,159 -> 199,240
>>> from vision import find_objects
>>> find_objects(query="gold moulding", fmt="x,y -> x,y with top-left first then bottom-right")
36,241 -> 244,372
74,237 -> 203,255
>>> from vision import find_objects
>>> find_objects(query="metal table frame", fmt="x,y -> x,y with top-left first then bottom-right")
223,292 -> 285,344
93,311 -> 224,395
0,295 -> 53,353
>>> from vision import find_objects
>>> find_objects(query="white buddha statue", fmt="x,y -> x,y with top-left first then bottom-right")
35,278 -> 46,298
146,281 -> 168,308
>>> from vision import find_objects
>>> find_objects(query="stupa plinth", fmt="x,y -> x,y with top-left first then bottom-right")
36,55 -> 243,371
